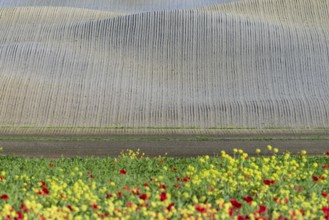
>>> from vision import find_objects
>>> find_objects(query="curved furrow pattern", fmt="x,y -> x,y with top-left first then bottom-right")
0,0 -> 329,135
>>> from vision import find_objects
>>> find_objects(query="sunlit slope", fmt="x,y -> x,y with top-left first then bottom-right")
0,0 -> 237,12
0,0 -> 329,134
199,0 -> 329,27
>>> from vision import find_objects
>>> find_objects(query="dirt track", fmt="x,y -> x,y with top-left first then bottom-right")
1,134 -> 329,158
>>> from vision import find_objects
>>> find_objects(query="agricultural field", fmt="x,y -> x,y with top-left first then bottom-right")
0,0 -> 329,135
1,0 -> 329,219
1,147 -> 329,219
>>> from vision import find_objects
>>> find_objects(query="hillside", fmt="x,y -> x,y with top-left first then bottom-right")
0,0 -> 328,135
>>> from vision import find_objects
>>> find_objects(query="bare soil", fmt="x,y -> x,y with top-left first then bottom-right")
1,133 -> 328,158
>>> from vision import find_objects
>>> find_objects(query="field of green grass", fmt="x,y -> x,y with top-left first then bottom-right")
1,147 -> 329,219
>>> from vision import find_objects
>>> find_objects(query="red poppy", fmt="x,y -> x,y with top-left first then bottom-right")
244,196 -> 253,204
325,151 -> 329,156
160,184 -> 166,190
92,203 -> 99,210
1,194 -> 9,200
323,206 -> 329,219
167,202 -> 175,211
143,183 -> 149,187
41,182 -> 47,188
230,199 -> 242,209
323,206 -> 329,214
42,188 -> 49,195
238,215 -> 247,220
160,192 -> 167,201
117,191 -> 123,197
322,192 -> 328,197
229,208 -> 233,216
323,165 -> 329,169
67,205 -> 74,211
263,179 -> 275,185
312,176 -> 319,182
139,194 -> 148,200
16,212 -> 24,220
20,204 -> 28,213
182,176 -> 190,182
106,193 -> 112,198
120,169 -> 126,175
195,204 -> 207,213
257,205 -> 267,214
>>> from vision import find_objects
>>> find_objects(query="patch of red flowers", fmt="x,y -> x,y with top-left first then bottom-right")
139,194 -> 148,200
67,205 -> 74,212
20,203 -> 28,213
37,182 -> 49,196
176,176 -> 190,182
92,203 -> 99,210
16,212 -> 24,220
312,176 -> 319,182
1,194 -> 9,200
237,215 -> 249,220
230,199 -> 242,209
120,169 -> 127,175
263,179 -> 276,186
167,202 -> 175,211
106,193 -> 112,198
322,206 -> 329,220
42,188 -> 49,195
195,204 -> 207,213
257,205 -> 267,214
243,196 -> 253,204
160,192 -> 167,201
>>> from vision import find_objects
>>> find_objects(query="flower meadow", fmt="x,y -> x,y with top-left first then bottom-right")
1,147 -> 329,219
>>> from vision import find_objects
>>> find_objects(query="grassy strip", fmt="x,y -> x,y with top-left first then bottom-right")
0,147 -> 329,219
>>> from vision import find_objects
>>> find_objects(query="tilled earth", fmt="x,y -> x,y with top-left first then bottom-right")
1,133 -> 329,158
